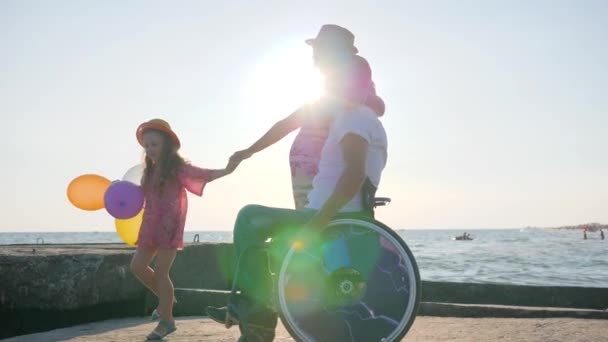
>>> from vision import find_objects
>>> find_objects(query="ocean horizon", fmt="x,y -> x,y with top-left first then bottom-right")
2,228 -> 606,289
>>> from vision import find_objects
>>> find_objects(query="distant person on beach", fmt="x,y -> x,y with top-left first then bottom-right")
228,24 -> 385,210
129,119 -> 236,340
583,230 -> 588,240
600,229 -> 604,240
207,55 -> 386,341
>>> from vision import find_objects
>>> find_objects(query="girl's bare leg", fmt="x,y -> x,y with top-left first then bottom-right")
130,247 -> 159,295
154,248 -> 177,323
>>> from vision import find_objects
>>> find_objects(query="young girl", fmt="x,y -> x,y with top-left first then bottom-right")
129,118 -> 234,340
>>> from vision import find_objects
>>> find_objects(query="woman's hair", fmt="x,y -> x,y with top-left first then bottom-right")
141,130 -> 186,192
365,83 -> 385,117
326,55 -> 386,117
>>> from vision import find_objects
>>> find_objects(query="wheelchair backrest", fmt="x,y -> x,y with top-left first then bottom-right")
361,177 -> 378,218
361,177 -> 391,218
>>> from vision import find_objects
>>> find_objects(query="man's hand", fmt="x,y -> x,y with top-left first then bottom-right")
306,214 -> 330,231
292,228 -> 321,251
292,214 -> 330,251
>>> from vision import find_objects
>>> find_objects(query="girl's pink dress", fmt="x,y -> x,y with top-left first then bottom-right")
136,164 -> 211,250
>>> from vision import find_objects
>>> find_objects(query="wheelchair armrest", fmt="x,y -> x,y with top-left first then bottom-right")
373,197 -> 391,207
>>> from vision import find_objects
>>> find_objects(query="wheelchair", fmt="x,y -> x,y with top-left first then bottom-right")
273,196 -> 421,341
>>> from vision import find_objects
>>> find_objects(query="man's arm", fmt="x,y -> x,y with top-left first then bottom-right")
308,133 -> 368,229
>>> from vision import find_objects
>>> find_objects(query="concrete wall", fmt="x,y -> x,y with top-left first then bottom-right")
1,242 -> 607,338
421,281 -> 608,310
168,243 -> 608,310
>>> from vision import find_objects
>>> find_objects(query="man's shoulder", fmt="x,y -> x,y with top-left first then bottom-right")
350,105 -> 377,117
331,106 -> 386,142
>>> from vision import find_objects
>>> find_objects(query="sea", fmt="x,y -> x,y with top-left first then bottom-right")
1,228 -> 606,288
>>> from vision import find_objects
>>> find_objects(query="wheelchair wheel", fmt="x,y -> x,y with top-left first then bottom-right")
277,218 -> 420,342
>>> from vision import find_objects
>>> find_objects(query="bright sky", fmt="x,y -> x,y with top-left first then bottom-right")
1,1 -> 607,232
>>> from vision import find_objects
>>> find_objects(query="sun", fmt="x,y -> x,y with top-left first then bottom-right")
243,43 -> 325,111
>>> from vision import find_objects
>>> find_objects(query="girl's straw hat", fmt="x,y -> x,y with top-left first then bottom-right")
136,118 -> 181,149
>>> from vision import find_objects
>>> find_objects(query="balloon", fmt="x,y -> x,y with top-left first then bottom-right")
122,164 -> 144,185
115,209 -> 143,246
67,174 -> 112,211
104,181 -> 144,219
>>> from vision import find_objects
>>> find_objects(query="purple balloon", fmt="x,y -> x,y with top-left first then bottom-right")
104,181 -> 144,219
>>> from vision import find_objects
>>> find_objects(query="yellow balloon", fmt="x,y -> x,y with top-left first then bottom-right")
115,209 -> 143,246
67,174 -> 111,211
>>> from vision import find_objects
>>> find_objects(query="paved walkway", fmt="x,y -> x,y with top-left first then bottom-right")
3,316 -> 605,342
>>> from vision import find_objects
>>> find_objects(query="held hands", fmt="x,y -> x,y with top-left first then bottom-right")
223,149 -> 252,175
229,149 -> 253,166
223,149 -> 250,175
225,159 -> 239,175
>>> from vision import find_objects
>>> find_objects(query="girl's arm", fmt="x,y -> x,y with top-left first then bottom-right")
230,106 -> 307,164
179,163 -> 235,196
206,163 -> 236,182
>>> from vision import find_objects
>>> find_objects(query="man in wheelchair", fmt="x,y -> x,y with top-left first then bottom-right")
207,55 -> 388,342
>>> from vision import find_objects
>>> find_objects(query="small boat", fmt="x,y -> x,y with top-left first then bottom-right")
453,235 -> 474,241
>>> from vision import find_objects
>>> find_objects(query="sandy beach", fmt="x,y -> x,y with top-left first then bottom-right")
2,316 -> 606,342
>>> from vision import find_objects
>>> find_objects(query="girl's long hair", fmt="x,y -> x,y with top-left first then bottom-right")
325,55 -> 386,117
366,83 -> 385,117
141,130 -> 186,193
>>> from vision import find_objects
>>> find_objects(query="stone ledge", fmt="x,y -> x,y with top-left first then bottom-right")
2,242 -> 607,339
0,251 -> 142,310
420,281 -> 608,310
148,288 -> 608,319
0,243 -> 234,311
418,302 -> 608,319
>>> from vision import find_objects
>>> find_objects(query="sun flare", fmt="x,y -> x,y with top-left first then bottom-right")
244,43 -> 325,110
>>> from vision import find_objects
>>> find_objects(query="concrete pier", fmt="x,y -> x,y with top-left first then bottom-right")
1,243 -> 607,340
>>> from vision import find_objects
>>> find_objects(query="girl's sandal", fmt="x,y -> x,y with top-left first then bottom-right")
150,309 -> 160,321
150,297 -> 177,321
146,319 -> 177,340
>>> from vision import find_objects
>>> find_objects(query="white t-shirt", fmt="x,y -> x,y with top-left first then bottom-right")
306,105 -> 388,212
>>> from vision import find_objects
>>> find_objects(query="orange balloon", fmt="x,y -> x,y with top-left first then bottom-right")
67,174 -> 111,210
